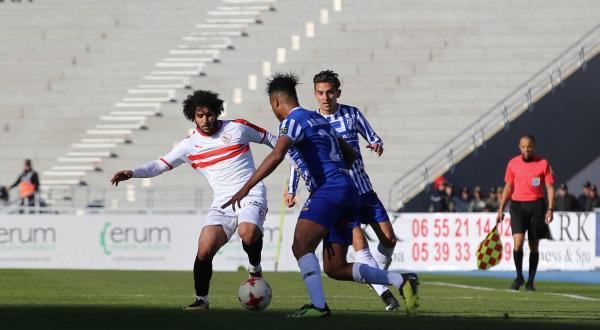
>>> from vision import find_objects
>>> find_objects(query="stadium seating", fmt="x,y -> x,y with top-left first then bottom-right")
1,0 -> 599,211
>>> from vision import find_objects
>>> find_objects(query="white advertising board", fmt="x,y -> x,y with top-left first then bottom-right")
0,212 -> 595,271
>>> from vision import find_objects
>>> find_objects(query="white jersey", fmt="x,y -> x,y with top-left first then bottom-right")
155,119 -> 277,204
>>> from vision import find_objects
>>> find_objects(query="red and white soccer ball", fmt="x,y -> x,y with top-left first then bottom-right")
238,277 -> 272,311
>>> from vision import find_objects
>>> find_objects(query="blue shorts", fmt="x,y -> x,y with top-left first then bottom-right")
358,191 -> 389,225
299,185 -> 360,246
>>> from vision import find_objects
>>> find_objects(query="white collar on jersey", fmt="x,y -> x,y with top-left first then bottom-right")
290,106 -> 302,113
317,103 -> 340,116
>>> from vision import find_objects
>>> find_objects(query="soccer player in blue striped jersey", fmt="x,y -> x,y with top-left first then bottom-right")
285,70 -> 401,311
222,73 -> 419,318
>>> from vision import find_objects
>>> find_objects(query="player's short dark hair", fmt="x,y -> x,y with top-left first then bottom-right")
313,70 -> 341,89
520,134 -> 536,144
182,90 -> 224,121
266,72 -> 299,101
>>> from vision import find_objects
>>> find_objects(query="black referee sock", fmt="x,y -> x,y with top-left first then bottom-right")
513,250 -> 524,279
242,236 -> 263,266
528,251 -> 539,284
194,256 -> 212,297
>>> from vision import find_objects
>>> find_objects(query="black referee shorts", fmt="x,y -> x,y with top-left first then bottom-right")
509,199 -> 551,241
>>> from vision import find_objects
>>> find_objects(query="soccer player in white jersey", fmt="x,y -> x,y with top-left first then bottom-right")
110,90 -> 277,310
285,70 -> 401,311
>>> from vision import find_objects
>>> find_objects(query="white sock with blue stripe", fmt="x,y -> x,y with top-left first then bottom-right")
372,243 -> 394,270
351,262 -> 404,290
355,248 -> 390,296
298,253 -> 326,309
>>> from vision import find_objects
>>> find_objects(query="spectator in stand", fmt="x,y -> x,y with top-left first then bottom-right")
429,181 -> 449,212
453,186 -> 472,212
578,181 -> 591,210
469,186 -> 486,212
585,184 -> 600,211
555,183 -> 580,211
485,187 -> 500,211
9,159 -> 39,208
433,176 -> 446,191
444,182 -> 455,212
0,186 -> 9,206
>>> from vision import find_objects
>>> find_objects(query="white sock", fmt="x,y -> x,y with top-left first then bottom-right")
354,249 -> 390,296
351,262 -> 404,289
195,295 -> 208,302
298,253 -> 326,309
248,264 -> 262,274
372,243 -> 394,270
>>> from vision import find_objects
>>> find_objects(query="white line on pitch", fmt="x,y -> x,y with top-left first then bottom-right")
424,281 -> 600,301
425,281 -> 495,291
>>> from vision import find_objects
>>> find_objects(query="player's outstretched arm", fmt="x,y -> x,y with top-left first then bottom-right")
338,138 -> 357,168
110,158 -> 173,186
222,136 -> 293,210
110,170 -> 133,186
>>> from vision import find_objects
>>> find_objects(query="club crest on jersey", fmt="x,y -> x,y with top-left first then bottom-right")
221,133 -> 232,144
280,127 -> 288,135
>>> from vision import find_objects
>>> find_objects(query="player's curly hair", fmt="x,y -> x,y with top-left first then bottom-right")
313,70 -> 341,89
266,72 -> 299,101
182,90 -> 225,121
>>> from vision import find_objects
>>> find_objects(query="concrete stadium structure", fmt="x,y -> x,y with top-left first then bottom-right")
1,0 -> 599,212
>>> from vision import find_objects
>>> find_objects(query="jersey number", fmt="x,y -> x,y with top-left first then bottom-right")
317,129 -> 342,162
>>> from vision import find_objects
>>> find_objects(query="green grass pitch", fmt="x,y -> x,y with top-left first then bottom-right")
1,269 -> 599,329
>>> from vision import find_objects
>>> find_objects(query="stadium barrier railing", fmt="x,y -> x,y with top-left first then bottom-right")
388,24 -> 600,211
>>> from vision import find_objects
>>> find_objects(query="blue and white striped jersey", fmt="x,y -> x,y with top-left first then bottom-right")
280,107 -> 354,191
288,104 -> 383,195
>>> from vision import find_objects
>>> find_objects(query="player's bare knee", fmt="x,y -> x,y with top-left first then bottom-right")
292,242 -> 308,260
238,226 -> 258,245
196,249 -> 215,261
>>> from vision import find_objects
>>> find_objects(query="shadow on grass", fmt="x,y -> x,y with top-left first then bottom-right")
1,306 -> 599,330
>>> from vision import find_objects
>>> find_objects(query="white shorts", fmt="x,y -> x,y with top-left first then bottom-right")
201,197 -> 268,240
